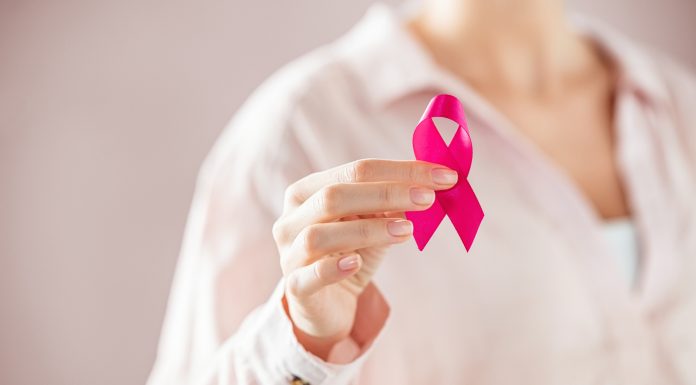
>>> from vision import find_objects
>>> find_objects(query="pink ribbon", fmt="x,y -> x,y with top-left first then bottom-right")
405,94 -> 484,251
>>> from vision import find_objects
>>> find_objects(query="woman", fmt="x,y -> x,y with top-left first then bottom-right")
148,1 -> 696,384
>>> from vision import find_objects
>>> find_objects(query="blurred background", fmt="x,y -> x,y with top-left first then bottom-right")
0,1 -> 694,384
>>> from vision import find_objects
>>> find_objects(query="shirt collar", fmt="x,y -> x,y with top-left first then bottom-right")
333,3 -> 442,107
335,3 -> 671,109
570,14 -> 671,106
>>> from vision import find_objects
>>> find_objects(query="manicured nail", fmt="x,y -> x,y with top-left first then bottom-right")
432,168 -> 458,185
387,219 -> 413,237
338,254 -> 359,271
410,187 -> 435,205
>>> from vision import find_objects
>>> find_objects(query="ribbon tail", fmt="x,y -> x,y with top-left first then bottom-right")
405,199 -> 446,251
440,180 -> 484,251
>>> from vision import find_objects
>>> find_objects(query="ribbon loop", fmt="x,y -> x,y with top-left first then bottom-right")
405,94 -> 484,251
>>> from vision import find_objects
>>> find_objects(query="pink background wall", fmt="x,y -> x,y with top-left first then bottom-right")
1,1 -> 694,384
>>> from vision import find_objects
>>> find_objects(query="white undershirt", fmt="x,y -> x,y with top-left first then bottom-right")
601,219 -> 640,287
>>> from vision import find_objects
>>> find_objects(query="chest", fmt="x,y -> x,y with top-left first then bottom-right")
315,94 -> 695,382
492,92 -> 629,219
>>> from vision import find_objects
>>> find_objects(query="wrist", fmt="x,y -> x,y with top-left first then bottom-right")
282,294 -> 349,360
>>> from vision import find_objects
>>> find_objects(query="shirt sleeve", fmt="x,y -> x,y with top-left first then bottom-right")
192,279 -> 389,385
146,83 -> 390,385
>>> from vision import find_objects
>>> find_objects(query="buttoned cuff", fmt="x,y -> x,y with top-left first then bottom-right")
259,279 -> 389,385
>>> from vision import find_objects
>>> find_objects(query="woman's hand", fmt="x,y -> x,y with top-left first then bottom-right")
272,159 -> 458,359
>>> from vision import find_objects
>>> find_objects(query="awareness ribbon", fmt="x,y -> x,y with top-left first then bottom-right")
405,94 -> 484,251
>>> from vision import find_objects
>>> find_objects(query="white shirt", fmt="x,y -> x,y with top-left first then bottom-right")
602,219 -> 640,287
148,4 -> 696,385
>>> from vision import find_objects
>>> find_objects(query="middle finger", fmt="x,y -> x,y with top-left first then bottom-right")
282,182 -> 434,238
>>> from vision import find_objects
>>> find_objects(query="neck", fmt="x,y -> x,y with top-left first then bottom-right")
409,0 -> 602,97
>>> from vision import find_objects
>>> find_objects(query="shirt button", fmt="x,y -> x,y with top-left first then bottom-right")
290,375 -> 310,385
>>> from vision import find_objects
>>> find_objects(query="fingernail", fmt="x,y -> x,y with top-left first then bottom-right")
387,219 -> 413,237
338,254 -> 359,271
432,168 -> 458,185
410,187 -> 435,205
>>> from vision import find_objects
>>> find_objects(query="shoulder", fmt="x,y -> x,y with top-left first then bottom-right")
579,15 -> 696,119
589,16 -> 696,163
239,45 -> 364,126
216,45 -> 362,151
196,35 -> 374,211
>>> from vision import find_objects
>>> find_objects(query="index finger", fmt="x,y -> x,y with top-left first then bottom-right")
284,158 -> 457,208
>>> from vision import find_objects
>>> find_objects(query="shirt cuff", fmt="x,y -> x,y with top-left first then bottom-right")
259,279 -> 390,385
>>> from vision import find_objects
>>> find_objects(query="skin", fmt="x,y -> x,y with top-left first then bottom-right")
273,0 -> 629,360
